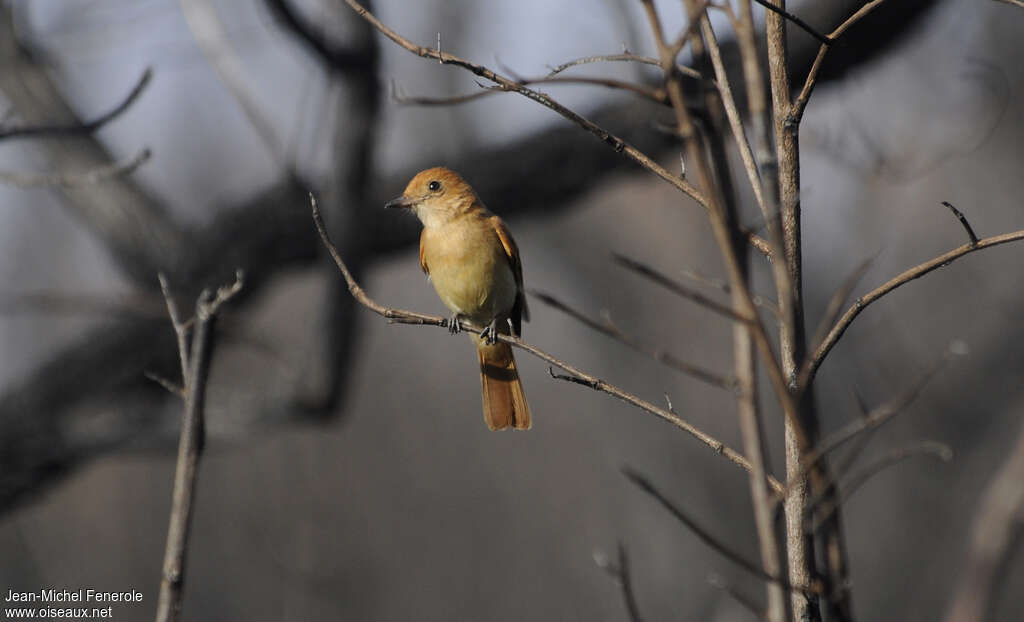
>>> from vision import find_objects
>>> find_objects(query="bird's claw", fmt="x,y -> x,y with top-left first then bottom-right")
480,320 -> 498,345
447,314 -> 461,335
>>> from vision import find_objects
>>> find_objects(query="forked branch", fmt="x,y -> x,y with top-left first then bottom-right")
154,271 -> 243,622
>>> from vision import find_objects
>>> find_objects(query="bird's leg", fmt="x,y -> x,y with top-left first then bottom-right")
480,318 -> 499,345
447,313 -> 462,335
506,318 -> 518,338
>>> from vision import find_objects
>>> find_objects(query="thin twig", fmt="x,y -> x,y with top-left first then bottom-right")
154,271 -> 243,622
801,229 -> 1024,388
808,441 -> 952,530
687,12 -> 788,617
622,467 -> 817,594
792,0 -> 889,122
693,5 -> 768,219
783,350 -> 954,502
941,201 -> 978,246
594,544 -> 645,622
750,0 -> 830,44
341,0 -> 710,209
611,252 -> 750,323
830,389 -> 881,484
728,216 -> 788,622
841,441 -> 953,502
393,74 -> 669,107
993,0 -> 1024,8
529,289 -> 738,392
144,371 -> 185,397
391,81 -> 499,106
546,52 -> 659,75
753,2 -> 827,614
638,0 -> 805,460
159,274 -> 191,385
311,193 -> 778,489
0,148 -> 150,188
667,0 -> 714,62
671,265 -> 780,316
804,256 -> 875,380
0,68 -> 152,141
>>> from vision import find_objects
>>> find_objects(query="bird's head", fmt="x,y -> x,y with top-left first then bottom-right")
386,167 -> 479,228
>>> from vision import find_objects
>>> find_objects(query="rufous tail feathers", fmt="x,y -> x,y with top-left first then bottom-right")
476,342 -> 531,430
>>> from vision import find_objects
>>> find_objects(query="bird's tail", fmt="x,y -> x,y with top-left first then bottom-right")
476,341 -> 531,430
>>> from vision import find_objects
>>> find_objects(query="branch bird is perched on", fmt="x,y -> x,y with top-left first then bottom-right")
386,167 -> 532,430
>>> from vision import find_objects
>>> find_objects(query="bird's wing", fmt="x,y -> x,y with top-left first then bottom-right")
491,216 -> 530,329
418,230 -> 429,275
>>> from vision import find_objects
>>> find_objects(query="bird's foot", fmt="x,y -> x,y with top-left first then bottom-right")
447,313 -> 462,335
480,319 -> 499,345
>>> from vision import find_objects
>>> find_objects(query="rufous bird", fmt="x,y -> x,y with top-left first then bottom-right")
386,167 -> 531,430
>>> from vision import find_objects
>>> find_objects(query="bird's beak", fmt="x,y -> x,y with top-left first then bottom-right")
385,195 -> 415,209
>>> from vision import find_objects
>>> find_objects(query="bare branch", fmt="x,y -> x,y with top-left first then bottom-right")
750,0 -> 830,44
545,50 -> 705,82
667,0 -> 714,63
0,148 -> 151,188
792,1 -> 889,122
0,68 -> 152,141
155,272 -> 242,622
670,264 -> 780,316
144,371 -> 185,397
729,245 -> 787,622
786,350 -> 954,499
391,81 -> 498,106
941,201 -> 979,246
546,52 -> 660,76
993,0 -> 1024,8
622,467 -> 817,594
840,441 -> 953,502
341,0 -> 711,209
830,389 -> 882,484
394,74 -> 669,108
809,441 -> 952,530
158,274 -> 191,386
594,544 -> 645,622
530,290 -> 737,391
638,0 -> 804,455
693,8 -> 769,219
805,256 -> 875,376
311,193 -> 778,489
203,269 -> 246,316
801,229 -> 1024,387
611,252 -> 751,323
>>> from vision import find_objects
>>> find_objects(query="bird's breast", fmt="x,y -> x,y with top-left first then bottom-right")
421,222 -> 516,323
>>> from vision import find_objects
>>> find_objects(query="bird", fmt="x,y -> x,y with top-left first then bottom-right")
386,167 -> 531,430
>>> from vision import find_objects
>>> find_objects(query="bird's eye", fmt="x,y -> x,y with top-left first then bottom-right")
428,180 -> 442,192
